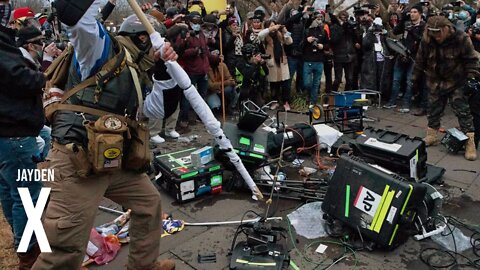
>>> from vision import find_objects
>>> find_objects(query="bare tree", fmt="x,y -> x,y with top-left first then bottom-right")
11,0 -> 47,13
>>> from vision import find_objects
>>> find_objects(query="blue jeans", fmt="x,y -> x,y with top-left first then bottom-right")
39,125 -> 51,159
389,60 -> 414,108
206,85 -> 239,110
303,62 -> 324,105
288,56 -> 304,92
0,137 -> 42,251
179,74 -> 209,122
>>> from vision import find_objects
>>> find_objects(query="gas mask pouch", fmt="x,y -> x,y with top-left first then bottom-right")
84,115 -> 128,173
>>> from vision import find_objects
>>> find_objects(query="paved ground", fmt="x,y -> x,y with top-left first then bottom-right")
89,104 -> 480,270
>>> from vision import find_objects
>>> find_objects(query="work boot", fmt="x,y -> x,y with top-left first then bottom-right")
153,259 -> 175,270
465,132 -> 477,161
424,128 -> 439,146
18,243 -> 40,270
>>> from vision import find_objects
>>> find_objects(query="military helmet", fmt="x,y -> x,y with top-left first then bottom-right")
119,14 -> 165,36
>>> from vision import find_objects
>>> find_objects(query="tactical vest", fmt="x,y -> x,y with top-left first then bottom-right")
51,40 -> 140,147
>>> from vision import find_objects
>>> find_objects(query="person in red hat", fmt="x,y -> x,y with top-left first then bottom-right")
10,7 -> 39,30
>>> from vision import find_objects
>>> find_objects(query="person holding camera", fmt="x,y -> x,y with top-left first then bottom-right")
236,43 -> 269,106
330,10 -> 359,92
384,4 -> 426,114
413,16 -> 478,160
303,11 -> 329,106
259,20 -> 293,110
360,17 -> 392,95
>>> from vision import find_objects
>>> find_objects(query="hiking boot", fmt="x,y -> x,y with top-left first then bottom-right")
465,132 -> 477,161
424,128 -> 439,146
18,243 -> 40,270
383,103 -> 396,109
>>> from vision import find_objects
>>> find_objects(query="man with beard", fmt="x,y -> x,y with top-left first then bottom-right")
413,15 -> 479,161
0,1 -> 46,268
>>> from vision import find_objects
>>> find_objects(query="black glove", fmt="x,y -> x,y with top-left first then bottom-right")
401,12 -> 409,23
464,78 -> 480,96
53,0 -> 95,26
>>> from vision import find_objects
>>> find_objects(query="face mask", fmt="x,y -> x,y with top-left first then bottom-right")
36,49 -> 43,61
191,23 -> 201,32
0,3 -> 12,27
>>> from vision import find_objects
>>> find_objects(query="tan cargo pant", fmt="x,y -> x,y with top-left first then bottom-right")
32,144 -> 162,270
148,108 -> 180,137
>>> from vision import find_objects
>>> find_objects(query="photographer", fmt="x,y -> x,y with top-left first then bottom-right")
236,43 -> 269,106
303,11 -> 329,106
385,4 -> 426,114
330,10 -> 359,91
469,21 -> 480,51
352,8 -> 372,89
360,17 -> 392,95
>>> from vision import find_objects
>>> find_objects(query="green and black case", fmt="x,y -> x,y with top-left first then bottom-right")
322,155 -> 426,249
154,148 -> 223,202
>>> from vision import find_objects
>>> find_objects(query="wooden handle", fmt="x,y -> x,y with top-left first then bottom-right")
126,0 -> 155,35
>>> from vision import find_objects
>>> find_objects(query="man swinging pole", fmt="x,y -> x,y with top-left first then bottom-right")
126,0 -> 264,200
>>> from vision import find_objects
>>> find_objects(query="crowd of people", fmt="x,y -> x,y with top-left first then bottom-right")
0,0 -> 479,269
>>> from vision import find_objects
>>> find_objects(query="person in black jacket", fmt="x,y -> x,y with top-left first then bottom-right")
0,1 -> 46,268
384,4 -> 426,113
284,6 -> 313,94
330,10 -> 359,91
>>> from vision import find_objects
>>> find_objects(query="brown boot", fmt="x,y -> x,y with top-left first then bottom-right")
465,132 -> 477,161
153,259 -> 175,270
424,128 -> 439,146
18,243 -> 40,270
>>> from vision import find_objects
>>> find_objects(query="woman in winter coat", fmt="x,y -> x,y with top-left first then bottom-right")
259,19 -> 293,109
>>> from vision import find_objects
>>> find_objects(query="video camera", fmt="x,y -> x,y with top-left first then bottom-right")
346,18 -> 359,30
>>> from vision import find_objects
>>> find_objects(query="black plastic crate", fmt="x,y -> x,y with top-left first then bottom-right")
351,127 -> 427,181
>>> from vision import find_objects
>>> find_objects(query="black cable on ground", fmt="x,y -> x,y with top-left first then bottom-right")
419,215 -> 480,269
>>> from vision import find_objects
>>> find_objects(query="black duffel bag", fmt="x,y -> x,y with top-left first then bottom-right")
267,123 -> 317,156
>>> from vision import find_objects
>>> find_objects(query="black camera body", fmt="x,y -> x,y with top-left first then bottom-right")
347,18 -> 359,30
472,27 -> 480,35
260,54 -> 271,59
451,1 -> 461,7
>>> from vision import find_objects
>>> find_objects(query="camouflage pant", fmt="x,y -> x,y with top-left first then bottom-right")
428,87 -> 474,133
